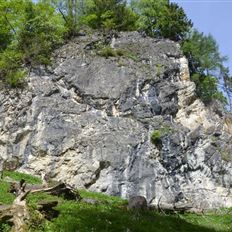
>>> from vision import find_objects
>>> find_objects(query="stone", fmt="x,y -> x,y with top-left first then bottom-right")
0,32 -> 232,209
128,196 -> 148,211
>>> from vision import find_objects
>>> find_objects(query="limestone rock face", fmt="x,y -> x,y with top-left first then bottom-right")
0,32 -> 232,209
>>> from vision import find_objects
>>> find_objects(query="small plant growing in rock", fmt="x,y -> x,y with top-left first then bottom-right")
155,64 -> 165,77
98,46 -> 139,61
221,152 -> 232,162
98,46 -> 117,58
151,125 -> 173,148
151,130 -> 161,146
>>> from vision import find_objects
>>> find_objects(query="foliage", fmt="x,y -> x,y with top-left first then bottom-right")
191,73 -> 227,104
98,46 -> 118,58
81,0 -> 138,31
41,0 -> 83,36
98,46 -> 139,62
0,181 -> 15,204
151,126 -> 172,146
182,30 -> 227,75
0,48 -> 26,86
151,130 -> 161,145
3,170 -> 42,184
0,0 -> 65,86
182,30 -> 228,105
17,1 -> 66,67
131,0 -> 192,41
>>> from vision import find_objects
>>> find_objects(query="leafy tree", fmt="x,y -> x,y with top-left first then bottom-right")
81,0 -> 137,31
131,0 -> 192,41
182,30 -> 228,104
0,48 -> 26,87
0,0 -> 27,86
0,14 -> 12,51
17,1 -> 66,66
0,0 -> 66,86
182,30 -> 227,75
41,0 -> 91,36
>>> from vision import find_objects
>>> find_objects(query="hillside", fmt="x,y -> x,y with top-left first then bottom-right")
0,171 -> 232,232
0,32 -> 232,211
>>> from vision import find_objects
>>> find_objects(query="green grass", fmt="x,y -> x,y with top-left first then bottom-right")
0,181 -> 15,204
98,46 -> 139,61
44,199 -> 231,232
3,170 -> 42,184
79,189 -> 128,206
0,171 -> 232,232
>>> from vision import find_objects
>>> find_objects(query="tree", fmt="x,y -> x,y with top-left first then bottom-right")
0,0 -> 66,86
41,0 -> 90,36
131,0 -> 192,41
17,1 -> 66,66
182,30 -> 227,104
0,0 -> 27,86
81,0 -> 137,31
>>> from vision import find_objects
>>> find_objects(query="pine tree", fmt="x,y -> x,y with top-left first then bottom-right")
182,30 -> 227,104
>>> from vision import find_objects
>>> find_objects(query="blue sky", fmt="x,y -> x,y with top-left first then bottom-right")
171,0 -> 232,73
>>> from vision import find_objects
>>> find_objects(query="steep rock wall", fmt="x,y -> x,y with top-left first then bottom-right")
0,32 -> 232,209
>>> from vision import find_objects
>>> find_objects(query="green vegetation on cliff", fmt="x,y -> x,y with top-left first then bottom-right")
0,0 -> 232,110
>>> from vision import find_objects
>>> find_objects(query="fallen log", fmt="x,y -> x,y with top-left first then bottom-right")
30,183 -> 81,201
11,190 -> 30,232
1,179 -> 81,231
0,190 -> 31,232
150,201 -> 204,214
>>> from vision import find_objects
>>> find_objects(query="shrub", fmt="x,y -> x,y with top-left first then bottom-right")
151,126 -> 173,147
98,46 -> 117,58
151,130 -> 161,145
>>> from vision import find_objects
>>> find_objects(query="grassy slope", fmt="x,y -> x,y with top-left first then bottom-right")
0,172 -> 232,232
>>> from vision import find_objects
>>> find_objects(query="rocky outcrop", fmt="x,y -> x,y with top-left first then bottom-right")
0,32 -> 232,209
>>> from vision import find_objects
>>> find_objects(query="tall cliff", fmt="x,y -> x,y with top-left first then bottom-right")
0,32 -> 232,209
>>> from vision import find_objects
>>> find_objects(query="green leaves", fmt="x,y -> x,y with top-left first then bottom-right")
0,48 -> 26,87
132,0 -> 192,41
182,30 -> 227,75
0,0 -> 66,86
182,30 -> 228,105
17,1 -> 66,66
81,0 -> 137,31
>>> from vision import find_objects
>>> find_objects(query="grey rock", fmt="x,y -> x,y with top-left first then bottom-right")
0,32 -> 232,209
128,196 -> 148,210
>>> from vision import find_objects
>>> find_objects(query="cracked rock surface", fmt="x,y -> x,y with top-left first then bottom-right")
1,32 -> 232,209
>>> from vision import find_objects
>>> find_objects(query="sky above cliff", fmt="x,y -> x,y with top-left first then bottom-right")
171,0 -> 232,73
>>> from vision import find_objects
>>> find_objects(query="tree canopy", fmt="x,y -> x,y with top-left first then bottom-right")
0,0 -> 65,86
0,0 -> 231,112
131,0 -> 192,41
182,30 -> 228,105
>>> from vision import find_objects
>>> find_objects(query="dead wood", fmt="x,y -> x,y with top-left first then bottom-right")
1,179 -> 81,231
150,201 -> 204,214
30,182 -> 81,200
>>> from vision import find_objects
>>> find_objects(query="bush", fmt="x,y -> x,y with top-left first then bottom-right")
151,126 -> 173,147
151,130 -> 161,145
98,46 -> 117,58
81,0 -> 137,31
132,0 -> 192,41
0,49 -> 26,87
